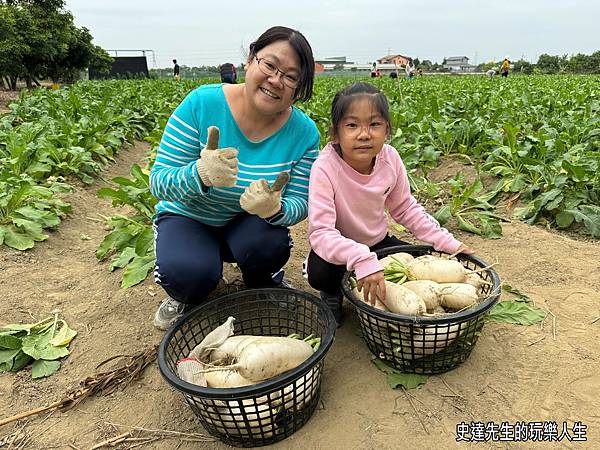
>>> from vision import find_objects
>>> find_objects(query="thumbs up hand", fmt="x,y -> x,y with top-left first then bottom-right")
240,171 -> 290,219
196,126 -> 238,188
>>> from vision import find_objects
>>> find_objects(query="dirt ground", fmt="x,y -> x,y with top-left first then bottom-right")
1,140 -> 599,450
0,90 -> 19,114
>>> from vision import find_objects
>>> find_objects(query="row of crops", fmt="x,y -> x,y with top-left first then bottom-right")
1,75 -> 599,287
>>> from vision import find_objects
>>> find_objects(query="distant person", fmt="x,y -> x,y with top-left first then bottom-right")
370,62 -> 378,78
405,61 -> 414,79
501,57 -> 510,78
150,26 -> 319,330
220,62 -> 237,84
389,70 -> 398,79
486,68 -> 497,77
173,59 -> 181,81
417,68 -> 423,76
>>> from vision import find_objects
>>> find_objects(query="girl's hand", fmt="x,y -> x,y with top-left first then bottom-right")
457,244 -> 476,255
357,271 -> 386,306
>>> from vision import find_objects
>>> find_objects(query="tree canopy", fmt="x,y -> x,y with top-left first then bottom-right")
0,0 -> 111,89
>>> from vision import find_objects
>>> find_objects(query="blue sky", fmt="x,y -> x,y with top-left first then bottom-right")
65,0 -> 600,68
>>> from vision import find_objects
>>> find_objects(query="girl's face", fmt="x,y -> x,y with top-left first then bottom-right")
244,40 -> 300,116
333,97 -> 390,174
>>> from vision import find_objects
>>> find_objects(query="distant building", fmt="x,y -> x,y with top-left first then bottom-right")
314,56 -> 354,70
443,56 -> 476,72
377,54 -> 413,67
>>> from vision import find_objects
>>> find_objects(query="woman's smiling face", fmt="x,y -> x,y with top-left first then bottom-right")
244,40 -> 300,116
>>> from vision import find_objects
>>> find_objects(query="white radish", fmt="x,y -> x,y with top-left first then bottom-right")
209,335 -> 262,362
433,305 -> 447,314
407,258 -> 468,283
395,323 -> 463,359
280,366 -> 318,410
208,399 -> 276,437
383,281 -> 426,316
402,280 -> 441,312
379,252 -> 414,267
205,369 -> 254,388
439,283 -> 479,310
352,287 -> 389,312
464,272 -> 492,290
232,337 -> 314,382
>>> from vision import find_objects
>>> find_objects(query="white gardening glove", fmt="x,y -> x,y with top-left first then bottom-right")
240,172 -> 289,219
196,126 -> 238,188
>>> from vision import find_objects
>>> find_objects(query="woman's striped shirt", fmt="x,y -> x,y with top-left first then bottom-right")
150,84 -> 320,227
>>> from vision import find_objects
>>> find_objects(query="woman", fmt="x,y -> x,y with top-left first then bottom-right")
149,26 -> 319,330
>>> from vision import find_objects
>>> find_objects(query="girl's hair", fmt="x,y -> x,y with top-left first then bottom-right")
249,26 -> 315,102
330,82 -> 391,143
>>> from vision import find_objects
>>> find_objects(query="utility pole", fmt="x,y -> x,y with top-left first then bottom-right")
388,47 -> 391,56
474,51 -> 478,66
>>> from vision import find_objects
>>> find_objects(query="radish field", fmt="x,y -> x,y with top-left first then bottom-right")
1,76 -> 598,288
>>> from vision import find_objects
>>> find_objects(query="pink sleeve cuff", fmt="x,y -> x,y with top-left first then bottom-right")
433,238 -> 462,255
353,253 -> 384,280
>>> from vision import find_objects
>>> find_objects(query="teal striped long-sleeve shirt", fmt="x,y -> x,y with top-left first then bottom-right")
149,84 -> 320,227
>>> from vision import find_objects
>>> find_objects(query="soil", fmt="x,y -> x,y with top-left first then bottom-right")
0,90 -> 19,114
1,141 -> 599,449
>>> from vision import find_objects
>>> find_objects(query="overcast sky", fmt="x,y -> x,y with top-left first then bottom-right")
65,0 -> 599,68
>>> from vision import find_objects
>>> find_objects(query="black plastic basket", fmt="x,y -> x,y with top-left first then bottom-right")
158,288 -> 336,447
342,245 -> 501,374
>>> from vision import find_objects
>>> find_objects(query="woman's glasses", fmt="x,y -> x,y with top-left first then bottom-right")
254,56 -> 300,88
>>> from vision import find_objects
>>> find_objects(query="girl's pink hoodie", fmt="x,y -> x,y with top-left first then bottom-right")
308,143 -> 462,280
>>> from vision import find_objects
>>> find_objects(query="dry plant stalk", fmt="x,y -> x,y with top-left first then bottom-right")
0,345 -> 158,428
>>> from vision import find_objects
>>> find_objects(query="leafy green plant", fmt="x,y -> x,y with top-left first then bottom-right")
0,315 -> 77,379
488,284 -> 546,325
432,174 -> 505,238
96,164 -> 157,288
0,173 -> 72,250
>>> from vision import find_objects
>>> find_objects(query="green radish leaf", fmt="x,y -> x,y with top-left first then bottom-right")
0,348 -> 21,365
11,351 -> 32,372
564,206 -> 600,238
455,213 -> 482,235
49,322 -> 77,347
121,255 -> 155,288
372,359 -> 428,390
555,210 -> 575,229
2,226 -> 35,250
109,247 -> 137,272
2,317 -> 54,334
501,283 -> 530,302
134,227 -> 154,255
0,334 -> 22,349
433,205 -> 452,225
12,218 -> 47,241
488,301 -> 545,325
31,360 -> 61,379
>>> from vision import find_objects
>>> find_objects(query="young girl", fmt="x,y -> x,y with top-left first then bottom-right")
307,82 -> 474,324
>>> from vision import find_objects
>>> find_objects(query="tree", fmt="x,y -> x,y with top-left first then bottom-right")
46,26 -> 112,82
0,5 -> 29,88
536,54 -> 560,74
420,60 -> 433,71
0,0 -> 110,88
512,59 -> 533,74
